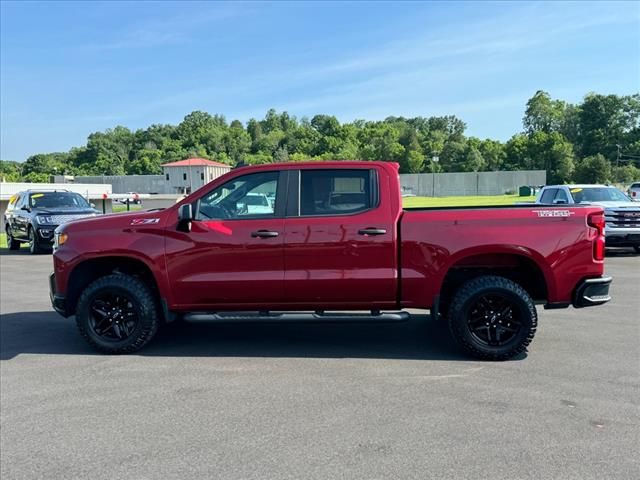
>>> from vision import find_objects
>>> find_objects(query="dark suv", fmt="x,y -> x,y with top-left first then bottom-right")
4,190 -> 100,253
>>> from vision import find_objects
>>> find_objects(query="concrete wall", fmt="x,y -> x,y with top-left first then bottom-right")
68,175 -> 173,194
400,170 -> 547,197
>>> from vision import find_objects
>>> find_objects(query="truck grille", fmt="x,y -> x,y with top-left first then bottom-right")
605,209 -> 640,228
50,214 -> 96,225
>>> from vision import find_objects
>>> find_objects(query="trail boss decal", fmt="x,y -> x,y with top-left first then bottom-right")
130,218 -> 160,225
533,210 -> 575,218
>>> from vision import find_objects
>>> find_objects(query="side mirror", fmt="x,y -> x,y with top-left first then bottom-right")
553,199 -> 567,205
177,204 -> 193,232
90,202 -> 96,208
21,205 -> 31,212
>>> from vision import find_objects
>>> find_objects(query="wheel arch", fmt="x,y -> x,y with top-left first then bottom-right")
65,255 -> 165,319
437,247 -> 552,315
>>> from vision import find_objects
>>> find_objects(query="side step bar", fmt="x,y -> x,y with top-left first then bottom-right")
183,310 -> 410,323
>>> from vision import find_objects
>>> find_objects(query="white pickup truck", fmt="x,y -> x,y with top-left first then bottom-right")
536,184 -> 640,252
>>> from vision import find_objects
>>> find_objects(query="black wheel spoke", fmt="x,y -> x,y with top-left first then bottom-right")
467,292 -> 521,347
88,293 -> 138,342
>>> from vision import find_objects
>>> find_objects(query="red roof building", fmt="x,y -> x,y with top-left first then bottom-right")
161,157 -> 231,194
161,158 -> 228,168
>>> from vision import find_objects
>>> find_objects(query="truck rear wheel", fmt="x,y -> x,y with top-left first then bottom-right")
75,274 -> 160,354
447,275 -> 537,361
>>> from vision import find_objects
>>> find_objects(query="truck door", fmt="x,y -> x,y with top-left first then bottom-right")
165,170 -> 286,309
283,167 -> 398,308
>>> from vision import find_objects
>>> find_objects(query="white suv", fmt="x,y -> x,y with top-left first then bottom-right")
536,184 -> 640,252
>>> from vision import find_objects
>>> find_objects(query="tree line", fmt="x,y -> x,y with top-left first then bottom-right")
1,90 -> 639,185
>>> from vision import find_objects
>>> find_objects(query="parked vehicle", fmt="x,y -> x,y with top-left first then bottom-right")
627,182 -> 640,201
4,190 -> 100,254
116,192 -> 142,205
50,162 -> 611,360
239,193 -> 274,215
536,184 -> 640,252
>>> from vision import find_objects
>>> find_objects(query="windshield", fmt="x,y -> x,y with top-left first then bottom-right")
29,192 -> 91,209
571,187 -> 630,203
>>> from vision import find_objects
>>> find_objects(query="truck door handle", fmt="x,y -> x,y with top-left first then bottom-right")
251,230 -> 279,238
358,228 -> 387,236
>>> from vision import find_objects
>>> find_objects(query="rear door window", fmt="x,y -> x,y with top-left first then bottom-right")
299,169 -> 373,216
539,188 -> 557,204
553,189 -> 569,204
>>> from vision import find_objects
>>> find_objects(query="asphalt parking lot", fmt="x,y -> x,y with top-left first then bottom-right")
1,250 -> 638,480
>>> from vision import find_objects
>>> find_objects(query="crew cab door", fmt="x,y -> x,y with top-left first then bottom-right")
165,170 -> 286,309
282,167 -> 398,308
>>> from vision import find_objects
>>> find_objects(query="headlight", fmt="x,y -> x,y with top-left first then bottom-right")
36,215 -> 55,224
54,232 -> 68,249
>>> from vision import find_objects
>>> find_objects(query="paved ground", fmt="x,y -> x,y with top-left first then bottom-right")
1,250 -> 638,480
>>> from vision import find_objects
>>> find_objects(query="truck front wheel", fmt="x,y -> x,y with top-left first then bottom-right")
447,275 -> 537,361
75,274 -> 160,354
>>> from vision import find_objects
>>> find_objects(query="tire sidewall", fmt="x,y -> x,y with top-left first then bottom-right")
76,275 -> 159,353
6,226 -> 19,250
448,276 -> 537,360
458,287 -> 534,354
28,227 -> 38,254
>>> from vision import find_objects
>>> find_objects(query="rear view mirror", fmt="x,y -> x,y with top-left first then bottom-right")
177,204 -> 193,232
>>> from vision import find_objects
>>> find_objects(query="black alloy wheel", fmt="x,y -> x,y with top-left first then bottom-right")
466,293 -> 522,347
88,293 -> 140,341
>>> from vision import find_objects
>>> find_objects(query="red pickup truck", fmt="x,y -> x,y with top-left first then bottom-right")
50,161 -> 611,360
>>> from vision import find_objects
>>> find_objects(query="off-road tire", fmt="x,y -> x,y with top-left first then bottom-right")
6,226 -> 20,250
447,275 -> 537,361
76,274 -> 160,354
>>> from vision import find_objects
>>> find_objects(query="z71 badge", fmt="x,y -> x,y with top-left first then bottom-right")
130,218 -> 160,225
534,210 -> 575,218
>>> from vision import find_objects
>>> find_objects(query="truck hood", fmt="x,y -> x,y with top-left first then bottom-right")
35,207 -> 100,216
58,209 -> 168,231
583,201 -> 640,209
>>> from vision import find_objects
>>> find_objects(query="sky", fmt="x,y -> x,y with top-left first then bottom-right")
1,0 -> 639,161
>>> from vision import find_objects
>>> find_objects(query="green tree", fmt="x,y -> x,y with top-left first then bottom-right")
0,160 -> 22,181
578,93 -> 639,160
612,164 -> 640,183
574,154 -> 612,184
523,90 -> 567,134
225,120 -> 251,163
479,139 -> 506,171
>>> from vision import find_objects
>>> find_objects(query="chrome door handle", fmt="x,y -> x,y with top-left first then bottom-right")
251,230 -> 279,238
358,228 -> 387,236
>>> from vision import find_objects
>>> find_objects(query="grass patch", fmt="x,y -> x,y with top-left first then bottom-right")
402,194 -> 535,208
0,232 -> 27,250
112,204 -> 143,213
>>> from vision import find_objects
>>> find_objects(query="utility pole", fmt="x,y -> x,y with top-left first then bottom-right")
431,155 -> 439,196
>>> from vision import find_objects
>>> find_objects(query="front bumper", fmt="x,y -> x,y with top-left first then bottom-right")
573,276 -> 612,308
36,226 -> 58,245
49,273 -> 69,317
605,232 -> 640,247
